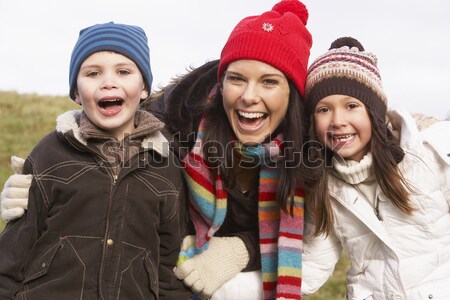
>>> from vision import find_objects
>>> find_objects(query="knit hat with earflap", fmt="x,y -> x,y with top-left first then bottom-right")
218,0 -> 312,96
69,22 -> 152,100
305,37 -> 404,163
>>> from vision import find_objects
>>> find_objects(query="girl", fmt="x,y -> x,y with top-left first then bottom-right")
302,37 -> 450,300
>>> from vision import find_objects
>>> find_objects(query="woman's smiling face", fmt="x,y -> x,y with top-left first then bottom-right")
221,59 -> 290,145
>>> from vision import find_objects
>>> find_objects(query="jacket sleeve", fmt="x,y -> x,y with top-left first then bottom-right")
301,220 -> 342,296
158,174 -> 192,300
0,159 -> 44,299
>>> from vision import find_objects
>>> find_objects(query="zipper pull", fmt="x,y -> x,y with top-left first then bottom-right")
375,196 -> 383,221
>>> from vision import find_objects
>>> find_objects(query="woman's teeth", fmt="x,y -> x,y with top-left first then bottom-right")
238,111 -> 265,119
237,110 -> 266,127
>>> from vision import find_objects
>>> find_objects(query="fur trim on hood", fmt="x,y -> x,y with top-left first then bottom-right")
55,110 -> 170,157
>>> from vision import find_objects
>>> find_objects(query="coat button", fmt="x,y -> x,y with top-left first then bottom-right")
428,295 -> 433,299
41,262 -> 46,268
107,239 -> 114,246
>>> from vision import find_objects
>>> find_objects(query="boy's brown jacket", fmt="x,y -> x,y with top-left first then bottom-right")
0,110 -> 191,300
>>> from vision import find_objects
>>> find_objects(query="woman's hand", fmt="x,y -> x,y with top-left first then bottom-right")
1,156 -> 32,222
174,235 -> 249,299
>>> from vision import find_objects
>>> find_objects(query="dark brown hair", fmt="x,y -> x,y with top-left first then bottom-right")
305,111 -> 415,236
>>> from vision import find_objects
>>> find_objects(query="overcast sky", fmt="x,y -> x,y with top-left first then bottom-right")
0,0 -> 449,119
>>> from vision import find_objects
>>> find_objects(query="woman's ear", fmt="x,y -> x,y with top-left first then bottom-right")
219,81 -> 224,95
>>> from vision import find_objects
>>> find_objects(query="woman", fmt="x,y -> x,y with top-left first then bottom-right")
148,1 -> 312,299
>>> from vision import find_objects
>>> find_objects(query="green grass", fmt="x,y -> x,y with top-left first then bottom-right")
0,91 -> 79,231
304,253 -> 349,299
0,91 -> 349,298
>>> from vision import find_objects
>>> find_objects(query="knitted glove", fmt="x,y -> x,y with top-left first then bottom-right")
1,156 -> 32,222
174,235 -> 250,299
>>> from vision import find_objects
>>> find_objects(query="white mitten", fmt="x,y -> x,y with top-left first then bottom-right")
174,235 -> 250,299
1,156 -> 32,222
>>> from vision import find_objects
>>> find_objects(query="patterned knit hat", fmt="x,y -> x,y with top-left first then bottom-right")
304,36 -> 387,126
69,22 -> 152,100
218,0 -> 312,96
305,37 -> 405,163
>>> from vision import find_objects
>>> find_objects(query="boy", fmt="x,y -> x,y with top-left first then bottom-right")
0,22 -> 190,300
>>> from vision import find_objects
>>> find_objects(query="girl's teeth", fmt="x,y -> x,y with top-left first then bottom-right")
238,111 -> 265,119
333,134 -> 353,142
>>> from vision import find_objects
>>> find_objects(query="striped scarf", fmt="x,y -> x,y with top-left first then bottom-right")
182,116 -> 304,299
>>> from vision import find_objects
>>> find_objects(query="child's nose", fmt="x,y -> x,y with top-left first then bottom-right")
101,73 -> 118,89
331,110 -> 348,127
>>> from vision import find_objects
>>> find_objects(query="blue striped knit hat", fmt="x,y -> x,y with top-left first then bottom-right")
69,22 -> 152,100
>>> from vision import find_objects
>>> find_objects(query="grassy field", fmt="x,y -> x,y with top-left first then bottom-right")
0,91 -> 349,299
0,91 -> 79,230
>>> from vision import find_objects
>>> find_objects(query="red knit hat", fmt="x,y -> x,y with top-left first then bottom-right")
218,0 -> 312,96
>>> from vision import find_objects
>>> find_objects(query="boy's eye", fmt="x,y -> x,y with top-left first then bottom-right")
86,71 -> 100,77
347,103 -> 358,109
118,69 -> 130,75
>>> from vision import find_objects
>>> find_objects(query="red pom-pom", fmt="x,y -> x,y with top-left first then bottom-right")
272,0 -> 309,25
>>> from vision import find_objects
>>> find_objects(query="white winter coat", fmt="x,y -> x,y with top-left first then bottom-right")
302,108 -> 450,300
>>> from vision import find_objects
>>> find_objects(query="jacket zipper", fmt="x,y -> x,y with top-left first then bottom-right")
374,196 -> 383,221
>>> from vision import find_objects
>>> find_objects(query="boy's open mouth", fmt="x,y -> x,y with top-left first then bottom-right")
98,98 -> 124,109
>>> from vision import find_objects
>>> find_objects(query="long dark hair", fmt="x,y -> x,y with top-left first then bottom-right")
202,79 -> 308,212
304,111 -> 416,236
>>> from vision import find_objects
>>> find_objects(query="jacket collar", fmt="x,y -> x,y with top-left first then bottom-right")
55,110 -> 170,157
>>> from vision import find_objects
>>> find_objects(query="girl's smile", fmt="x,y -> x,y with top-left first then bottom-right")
329,132 -> 356,148
314,94 -> 372,161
